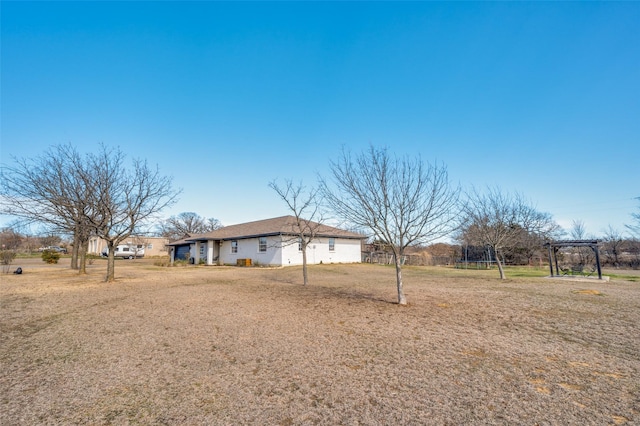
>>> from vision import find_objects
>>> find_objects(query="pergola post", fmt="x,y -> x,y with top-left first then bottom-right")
593,246 -> 602,279
545,240 -> 603,280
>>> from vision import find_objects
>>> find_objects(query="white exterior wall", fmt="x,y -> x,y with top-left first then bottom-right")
279,237 -> 362,266
218,236 -> 283,266
330,238 -> 363,263
192,235 -> 361,266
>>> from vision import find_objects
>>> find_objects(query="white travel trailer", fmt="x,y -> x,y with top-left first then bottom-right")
101,244 -> 145,259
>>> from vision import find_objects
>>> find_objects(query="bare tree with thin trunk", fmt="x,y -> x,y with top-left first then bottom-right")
626,198 -> 640,268
626,196 -> 640,238
569,219 -> 595,265
320,146 -> 459,305
570,219 -> 588,240
461,186 -> 558,279
83,145 -> 180,282
129,235 -> 149,262
269,179 -> 325,286
602,225 -> 625,267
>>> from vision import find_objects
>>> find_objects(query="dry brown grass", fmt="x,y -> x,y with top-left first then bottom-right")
1,258 -> 639,425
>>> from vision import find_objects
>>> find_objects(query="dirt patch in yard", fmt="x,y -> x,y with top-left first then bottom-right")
1,259 -> 639,424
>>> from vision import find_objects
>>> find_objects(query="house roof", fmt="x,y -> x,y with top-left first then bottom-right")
168,215 -> 364,244
166,236 -> 192,246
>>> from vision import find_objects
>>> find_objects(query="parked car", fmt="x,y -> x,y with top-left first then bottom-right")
39,246 -> 67,254
101,244 -> 145,259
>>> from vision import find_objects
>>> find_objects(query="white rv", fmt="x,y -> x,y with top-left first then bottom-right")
101,244 -> 145,259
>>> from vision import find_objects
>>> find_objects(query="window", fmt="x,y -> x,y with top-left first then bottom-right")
259,237 -> 267,252
231,240 -> 238,254
329,238 -> 335,251
298,237 -> 303,252
147,244 -> 153,249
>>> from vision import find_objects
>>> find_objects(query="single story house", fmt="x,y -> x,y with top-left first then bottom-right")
88,236 -> 170,257
167,215 -> 365,267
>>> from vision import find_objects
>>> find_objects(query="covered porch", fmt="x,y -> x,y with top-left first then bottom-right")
169,238 -> 224,265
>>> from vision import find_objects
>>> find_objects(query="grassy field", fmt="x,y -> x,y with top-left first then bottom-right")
1,259 -> 638,424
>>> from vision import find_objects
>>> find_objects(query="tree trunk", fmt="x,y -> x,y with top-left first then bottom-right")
71,234 -> 79,270
494,247 -> 506,279
106,242 -> 116,282
78,238 -> 88,274
302,244 -> 309,286
78,247 -> 86,274
394,254 -> 407,305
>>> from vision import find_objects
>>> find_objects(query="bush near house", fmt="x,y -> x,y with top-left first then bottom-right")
41,249 -> 60,264
1,250 -> 17,273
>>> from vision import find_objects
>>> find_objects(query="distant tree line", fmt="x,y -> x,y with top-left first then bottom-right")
157,212 -> 223,242
0,228 -> 65,252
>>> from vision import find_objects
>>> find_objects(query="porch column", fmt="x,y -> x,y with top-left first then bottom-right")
207,241 -> 214,265
194,241 -> 200,264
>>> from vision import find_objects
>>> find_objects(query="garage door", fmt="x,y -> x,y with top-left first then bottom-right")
175,245 -> 191,261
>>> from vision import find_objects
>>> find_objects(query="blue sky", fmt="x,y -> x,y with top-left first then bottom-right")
2,1 -> 639,238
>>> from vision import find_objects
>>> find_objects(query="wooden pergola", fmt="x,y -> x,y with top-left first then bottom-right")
544,239 -> 603,280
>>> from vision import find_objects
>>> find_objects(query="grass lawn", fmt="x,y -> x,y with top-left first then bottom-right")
1,259 -> 638,424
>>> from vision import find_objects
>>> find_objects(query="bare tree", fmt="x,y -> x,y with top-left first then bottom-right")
129,235 -> 149,261
503,224 -> 560,266
1,248 -> 17,274
269,179 -> 325,286
626,197 -> 640,268
206,217 -> 223,233
1,144 -> 94,273
158,212 -> 222,241
602,225 -> 626,267
83,145 -> 180,282
461,187 -> 558,279
569,219 -> 595,265
320,146 -> 459,305
39,234 -> 62,249
570,219 -> 588,240
626,196 -> 640,238
0,227 -> 24,250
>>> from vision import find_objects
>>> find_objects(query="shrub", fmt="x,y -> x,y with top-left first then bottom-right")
153,256 -> 171,267
1,250 -> 17,274
41,249 -> 60,264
